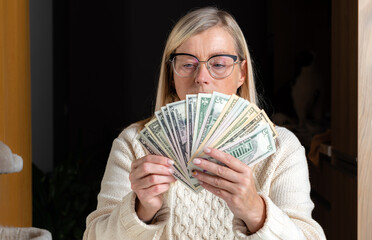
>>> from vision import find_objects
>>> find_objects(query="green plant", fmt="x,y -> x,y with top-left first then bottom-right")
32,156 -> 101,240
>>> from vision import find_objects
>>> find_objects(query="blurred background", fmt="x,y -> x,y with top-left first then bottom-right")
3,0 -> 365,239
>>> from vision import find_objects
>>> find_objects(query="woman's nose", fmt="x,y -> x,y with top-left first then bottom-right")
194,62 -> 212,85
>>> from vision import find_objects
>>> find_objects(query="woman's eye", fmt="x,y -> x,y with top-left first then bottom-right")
183,63 -> 194,68
212,63 -> 226,68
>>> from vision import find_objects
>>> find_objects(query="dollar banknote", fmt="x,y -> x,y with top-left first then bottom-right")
191,93 -> 212,154
167,100 -> 189,169
189,123 -> 276,175
137,92 -> 278,193
191,92 -> 231,158
186,94 -> 197,159
136,133 -> 195,192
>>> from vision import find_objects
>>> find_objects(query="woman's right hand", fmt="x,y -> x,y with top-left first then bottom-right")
129,155 -> 176,222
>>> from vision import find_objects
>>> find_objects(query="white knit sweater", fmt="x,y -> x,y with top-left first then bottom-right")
83,123 -> 326,240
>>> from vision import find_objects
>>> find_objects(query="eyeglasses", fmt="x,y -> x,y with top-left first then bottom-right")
169,53 -> 243,79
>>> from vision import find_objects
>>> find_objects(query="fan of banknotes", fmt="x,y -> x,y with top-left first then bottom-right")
137,91 -> 278,193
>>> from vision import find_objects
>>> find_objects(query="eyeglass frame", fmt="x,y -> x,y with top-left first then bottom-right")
169,53 -> 243,79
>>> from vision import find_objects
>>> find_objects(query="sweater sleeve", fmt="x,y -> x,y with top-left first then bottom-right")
232,128 -> 326,240
83,124 -> 170,240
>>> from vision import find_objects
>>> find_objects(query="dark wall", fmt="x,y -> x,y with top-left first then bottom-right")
53,1 -> 268,176
52,0 -> 331,191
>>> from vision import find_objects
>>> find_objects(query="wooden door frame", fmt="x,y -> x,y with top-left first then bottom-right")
358,0 -> 372,239
0,0 -> 32,226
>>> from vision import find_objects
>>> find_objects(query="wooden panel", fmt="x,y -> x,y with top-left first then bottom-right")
330,165 -> 357,240
309,156 -> 357,240
0,0 -> 32,226
358,0 -> 372,239
331,0 -> 358,159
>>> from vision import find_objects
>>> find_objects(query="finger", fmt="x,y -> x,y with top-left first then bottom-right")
133,162 -> 174,179
137,183 -> 171,201
192,158 -> 240,183
199,180 -> 230,200
192,170 -> 236,193
133,174 -> 176,190
203,147 -> 249,173
132,155 -> 174,170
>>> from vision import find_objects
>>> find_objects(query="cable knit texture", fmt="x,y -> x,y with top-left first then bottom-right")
83,123 -> 326,240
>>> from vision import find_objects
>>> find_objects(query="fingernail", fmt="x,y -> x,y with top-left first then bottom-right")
192,170 -> 198,176
168,168 -> 174,174
193,158 -> 201,165
168,159 -> 174,165
204,147 -> 211,153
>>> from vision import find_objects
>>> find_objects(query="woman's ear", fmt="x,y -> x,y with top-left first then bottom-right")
237,60 -> 247,88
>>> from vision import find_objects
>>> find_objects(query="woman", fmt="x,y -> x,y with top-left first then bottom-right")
83,7 -> 326,239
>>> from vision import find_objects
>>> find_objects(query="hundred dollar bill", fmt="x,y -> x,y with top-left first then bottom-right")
210,98 -> 250,140
202,96 -> 249,150
145,118 -> 187,176
186,94 -> 197,159
138,130 -> 176,170
167,100 -> 188,168
188,123 -> 276,179
219,123 -> 276,165
192,92 -> 231,156
191,93 -> 212,154
209,103 -> 260,150
145,118 -> 177,160
210,95 -> 242,133
137,92 -> 279,194
139,128 -> 169,158
136,133 -> 196,192
217,110 -> 277,150
138,129 -> 194,189
189,94 -> 241,164
198,95 -> 241,150
188,102 -> 259,168
161,106 -> 183,162
155,110 -> 182,163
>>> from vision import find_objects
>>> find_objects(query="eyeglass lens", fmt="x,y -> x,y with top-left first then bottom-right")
172,55 -> 236,79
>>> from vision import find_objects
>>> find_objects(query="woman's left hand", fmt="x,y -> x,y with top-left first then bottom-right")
192,147 -> 266,233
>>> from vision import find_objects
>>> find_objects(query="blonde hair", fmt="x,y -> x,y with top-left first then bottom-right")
139,7 -> 258,128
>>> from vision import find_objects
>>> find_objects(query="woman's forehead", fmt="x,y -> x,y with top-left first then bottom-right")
175,26 -> 236,58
